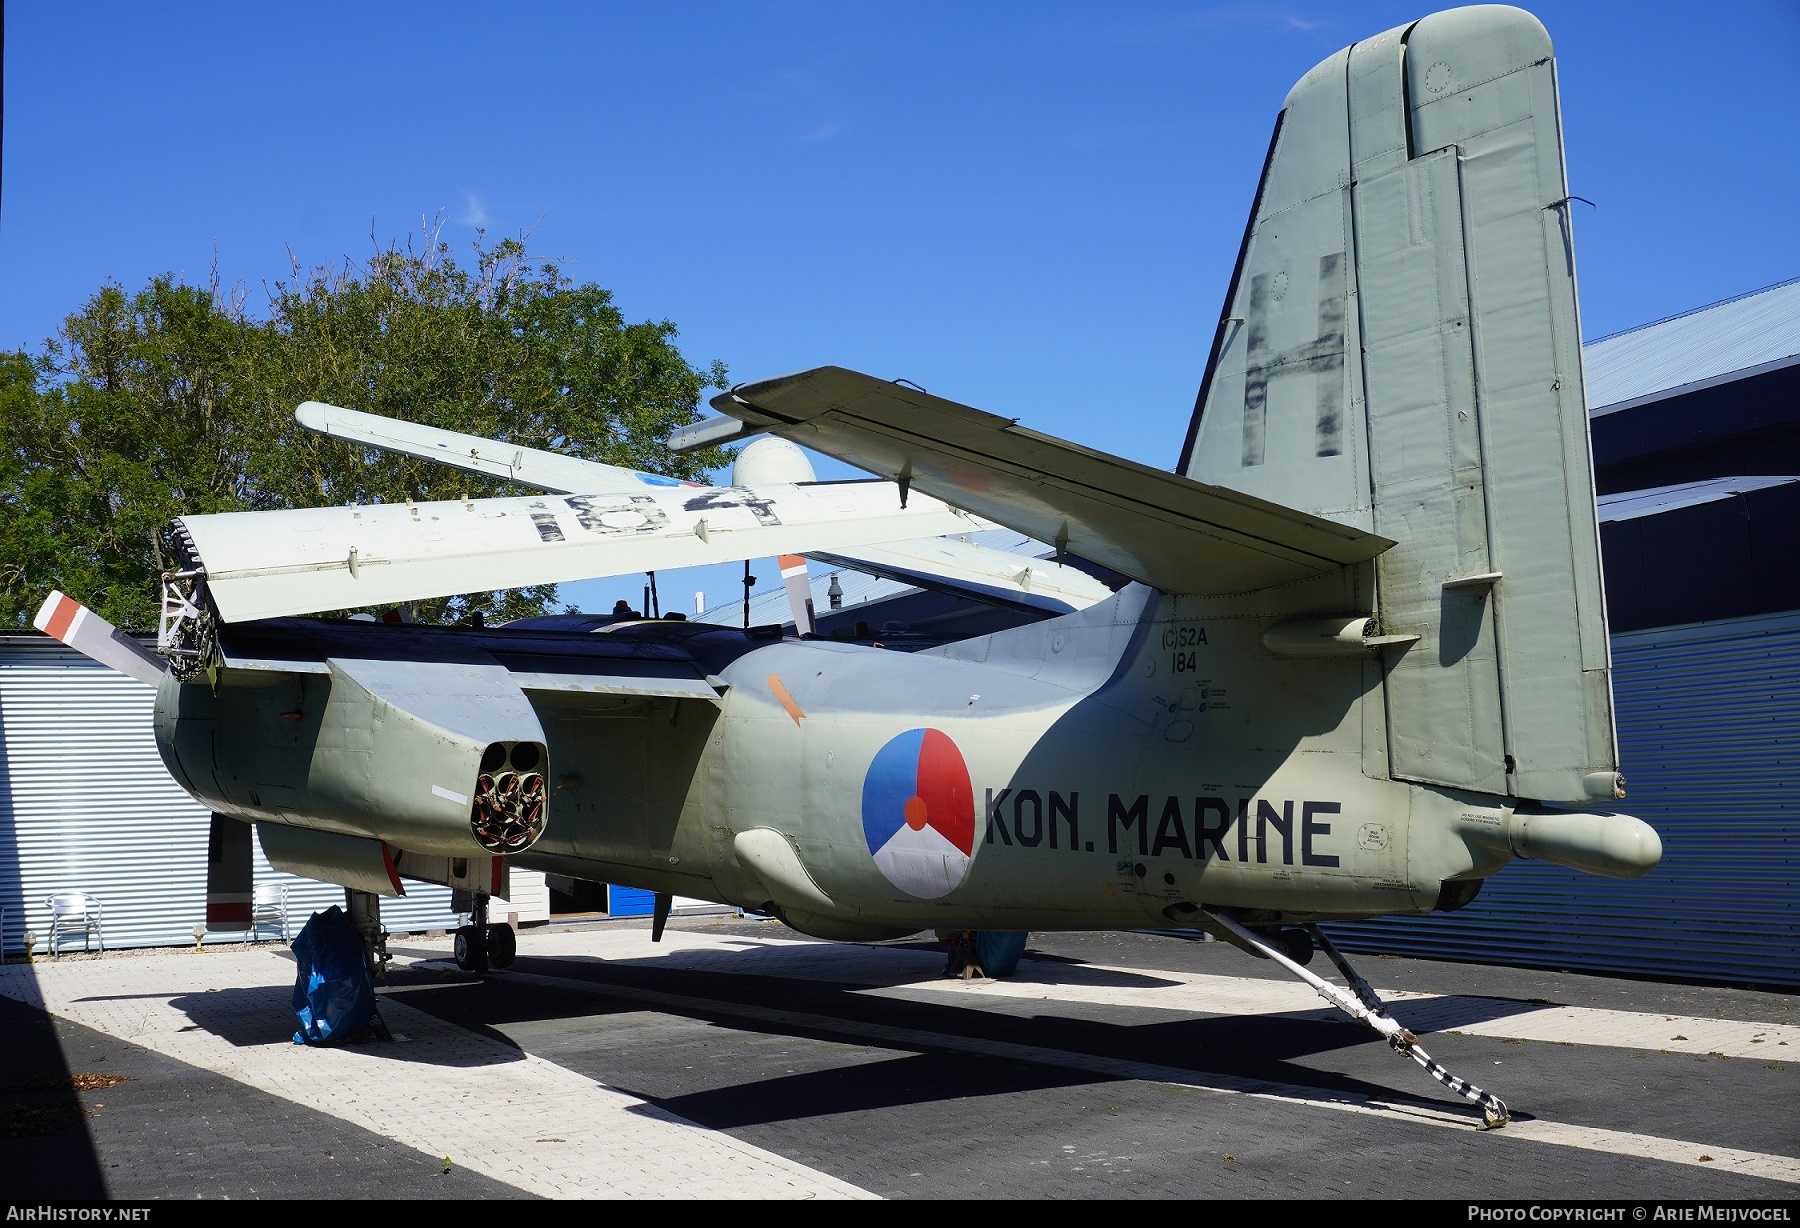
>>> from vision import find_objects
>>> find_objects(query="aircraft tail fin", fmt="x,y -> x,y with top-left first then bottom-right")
1182,6 -> 1617,804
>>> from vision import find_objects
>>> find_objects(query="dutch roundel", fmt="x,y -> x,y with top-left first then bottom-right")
861,728 -> 976,899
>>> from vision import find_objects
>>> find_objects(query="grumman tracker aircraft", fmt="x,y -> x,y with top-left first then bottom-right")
37,6 -> 1663,1128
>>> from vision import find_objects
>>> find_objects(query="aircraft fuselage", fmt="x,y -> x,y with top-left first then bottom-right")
155,573 -> 1656,940
581,583 -> 1506,937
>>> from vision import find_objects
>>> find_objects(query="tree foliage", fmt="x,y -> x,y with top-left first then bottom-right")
0,229 -> 731,630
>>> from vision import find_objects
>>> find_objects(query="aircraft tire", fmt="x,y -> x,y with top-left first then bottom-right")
1276,927 -> 1315,965
486,923 -> 517,969
453,924 -> 488,973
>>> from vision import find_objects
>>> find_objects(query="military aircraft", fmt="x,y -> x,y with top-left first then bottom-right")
36,6 -> 1664,1128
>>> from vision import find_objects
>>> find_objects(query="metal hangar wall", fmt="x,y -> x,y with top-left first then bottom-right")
1329,277 -> 1800,986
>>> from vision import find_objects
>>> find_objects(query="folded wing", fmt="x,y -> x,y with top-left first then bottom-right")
295,401 -> 680,495
294,401 -> 1112,617
178,482 -> 978,623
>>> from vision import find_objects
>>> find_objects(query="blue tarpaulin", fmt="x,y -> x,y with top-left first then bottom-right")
290,906 -> 374,1045
945,929 -> 1029,978
974,931 -> 1028,978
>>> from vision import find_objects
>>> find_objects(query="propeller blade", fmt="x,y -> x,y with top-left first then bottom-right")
33,591 -> 166,686
778,554 -> 816,636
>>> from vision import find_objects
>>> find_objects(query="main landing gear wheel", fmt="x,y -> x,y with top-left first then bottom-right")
486,923 -> 516,969
453,925 -> 488,974
451,923 -> 514,972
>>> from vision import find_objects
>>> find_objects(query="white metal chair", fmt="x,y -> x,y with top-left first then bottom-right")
249,882 -> 289,943
44,892 -> 103,958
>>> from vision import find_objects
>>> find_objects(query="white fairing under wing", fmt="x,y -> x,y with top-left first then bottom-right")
179,483 -> 979,623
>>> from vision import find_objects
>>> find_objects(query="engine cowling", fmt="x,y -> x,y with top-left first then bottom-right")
154,656 -> 549,857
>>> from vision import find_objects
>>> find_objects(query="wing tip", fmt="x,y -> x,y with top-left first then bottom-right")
293,401 -> 341,433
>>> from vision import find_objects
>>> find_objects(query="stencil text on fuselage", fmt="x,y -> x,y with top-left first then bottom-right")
983,790 -> 1340,866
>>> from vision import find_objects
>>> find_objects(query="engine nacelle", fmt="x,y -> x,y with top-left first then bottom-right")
155,656 -> 549,857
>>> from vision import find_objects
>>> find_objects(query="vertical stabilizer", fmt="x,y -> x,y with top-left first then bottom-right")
1183,6 -> 1617,804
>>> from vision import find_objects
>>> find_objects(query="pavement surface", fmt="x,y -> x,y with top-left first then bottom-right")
1,917 -> 1795,1200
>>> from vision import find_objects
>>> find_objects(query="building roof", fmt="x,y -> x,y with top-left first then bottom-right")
1596,475 -> 1800,523
1584,275 -> 1800,416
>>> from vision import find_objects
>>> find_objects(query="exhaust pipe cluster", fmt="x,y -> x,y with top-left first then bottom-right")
471,741 -> 548,853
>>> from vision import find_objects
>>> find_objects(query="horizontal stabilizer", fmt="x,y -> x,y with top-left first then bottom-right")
179,481 -> 978,623
32,591 -> 165,686
296,401 -> 671,495
712,367 -> 1390,595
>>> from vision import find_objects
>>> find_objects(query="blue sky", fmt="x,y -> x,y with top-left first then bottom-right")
5,2 -> 1797,613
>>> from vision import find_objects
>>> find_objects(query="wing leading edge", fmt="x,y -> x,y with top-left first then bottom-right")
708,367 -> 1391,596
294,401 -> 680,495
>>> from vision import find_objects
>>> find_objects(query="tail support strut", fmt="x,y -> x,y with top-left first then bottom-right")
1201,907 -> 1510,1128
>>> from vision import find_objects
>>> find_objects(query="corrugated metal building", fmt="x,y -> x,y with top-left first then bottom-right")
1327,605 -> 1800,986
1329,279 -> 1800,986
1587,275 -> 1800,495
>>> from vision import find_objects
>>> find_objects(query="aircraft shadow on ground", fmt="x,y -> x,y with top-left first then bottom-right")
1383,994 -> 1547,1032
382,954 -> 1489,1126
129,986 -> 529,1068
883,942 -> 1186,989
538,941 -> 1537,1026
0,993 -> 107,1196
621,1049 -> 1114,1130
557,945 -> 1184,991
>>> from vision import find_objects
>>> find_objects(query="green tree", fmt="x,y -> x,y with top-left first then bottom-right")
0,229 -> 731,631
